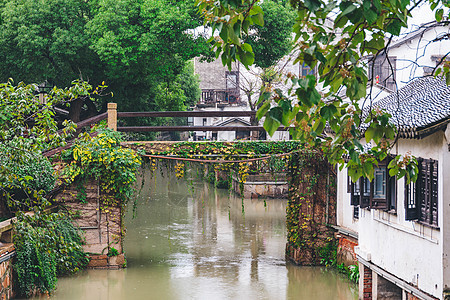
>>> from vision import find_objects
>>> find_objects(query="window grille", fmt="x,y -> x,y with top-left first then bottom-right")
405,158 -> 438,227
368,55 -> 397,90
349,158 -> 396,211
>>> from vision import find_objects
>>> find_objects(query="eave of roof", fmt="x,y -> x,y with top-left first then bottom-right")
368,77 -> 450,139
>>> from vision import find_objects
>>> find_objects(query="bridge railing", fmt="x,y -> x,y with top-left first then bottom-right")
106,102 -> 288,133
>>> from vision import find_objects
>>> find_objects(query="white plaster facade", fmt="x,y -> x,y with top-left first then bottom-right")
337,131 -> 449,299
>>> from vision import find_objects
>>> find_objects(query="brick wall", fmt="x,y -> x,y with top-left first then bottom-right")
363,266 -> 372,300
285,152 -> 337,265
0,245 -> 15,300
336,234 -> 358,266
54,179 -> 125,269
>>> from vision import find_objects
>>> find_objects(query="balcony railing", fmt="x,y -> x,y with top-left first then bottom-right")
199,89 -> 242,106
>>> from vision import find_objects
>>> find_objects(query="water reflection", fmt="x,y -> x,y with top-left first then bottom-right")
50,170 -> 357,300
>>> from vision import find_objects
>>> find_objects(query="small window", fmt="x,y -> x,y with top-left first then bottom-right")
360,177 -> 371,208
202,118 -> 207,126
350,159 -> 396,211
353,206 -> 359,219
405,179 -> 417,220
368,55 -> 396,90
347,172 -> 352,193
350,177 -> 360,206
373,168 -> 386,199
226,71 -> 239,90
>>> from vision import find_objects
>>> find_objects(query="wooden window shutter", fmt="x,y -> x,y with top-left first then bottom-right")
350,180 -> 360,206
431,160 -> 438,226
382,57 -> 396,90
347,171 -> 352,193
405,178 -> 419,220
353,206 -> 359,219
420,159 -> 431,224
405,158 -> 422,221
360,178 -> 371,208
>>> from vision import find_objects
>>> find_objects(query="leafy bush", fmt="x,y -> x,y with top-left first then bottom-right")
107,247 -> 119,257
62,128 -> 142,206
318,240 -> 360,284
0,141 -> 55,210
14,211 -> 88,297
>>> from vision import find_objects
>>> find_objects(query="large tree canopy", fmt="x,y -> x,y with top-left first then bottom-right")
0,0 -> 209,119
247,0 -> 296,69
197,0 -> 449,182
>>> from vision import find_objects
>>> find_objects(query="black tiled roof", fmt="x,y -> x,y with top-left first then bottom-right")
370,77 -> 450,139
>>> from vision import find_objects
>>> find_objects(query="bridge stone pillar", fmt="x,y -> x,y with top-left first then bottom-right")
285,151 -> 337,265
107,103 -> 117,131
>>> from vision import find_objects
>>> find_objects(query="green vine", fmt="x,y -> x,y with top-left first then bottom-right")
286,150 -> 338,266
62,128 -> 142,208
130,140 -> 300,200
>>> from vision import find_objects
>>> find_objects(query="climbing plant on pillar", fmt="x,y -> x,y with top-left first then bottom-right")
62,128 -> 142,205
286,150 -> 336,265
61,127 -> 142,255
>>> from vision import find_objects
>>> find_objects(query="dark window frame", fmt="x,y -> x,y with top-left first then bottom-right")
368,55 -> 397,90
349,158 -> 397,212
405,158 -> 438,227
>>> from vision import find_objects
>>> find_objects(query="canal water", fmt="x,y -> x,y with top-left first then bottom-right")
51,170 -> 357,300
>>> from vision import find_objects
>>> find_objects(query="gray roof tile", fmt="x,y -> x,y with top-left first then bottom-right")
370,77 -> 450,138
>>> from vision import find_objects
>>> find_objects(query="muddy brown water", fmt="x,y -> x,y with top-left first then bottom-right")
50,171 -> 357,300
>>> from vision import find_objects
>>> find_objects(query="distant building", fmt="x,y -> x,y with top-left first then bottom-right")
192,57 -> 292,141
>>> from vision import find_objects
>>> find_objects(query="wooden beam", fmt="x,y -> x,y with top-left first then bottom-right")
117,111 -> 257,118
76,112 -> 108,128
117,126 -> 288,132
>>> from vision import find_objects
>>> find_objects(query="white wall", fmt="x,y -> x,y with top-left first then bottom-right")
389,25 -> 450,89
350,132 -> 446,298
336,168 -> 359,234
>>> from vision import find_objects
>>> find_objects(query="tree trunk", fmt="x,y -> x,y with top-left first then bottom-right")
68,98 -> 83,123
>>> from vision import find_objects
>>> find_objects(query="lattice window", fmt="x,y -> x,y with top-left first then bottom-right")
368,55 -> 397,90
349,159 -> 397,212
405,158 -> 438,227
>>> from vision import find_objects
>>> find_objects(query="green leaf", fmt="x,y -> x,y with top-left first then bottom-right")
304,0 -> 321,12
389,168 -> 397,177
241,50 -> 254,67
435,8 -> 444,22
219,25 -> 229,42
341,3 -> 357,16
312,119 -> 325,134
251,13 -> 264,27
320,105 -> 337,120
365,127 -> 375,142
363,8 -> 378,24
267,107 -> 283,123
256,102 -> 270,120
233,21 -> 242,39
387,157 -> 398,168
386,19 -> 402,36
263,115 -> 281,136
242,43 -> 252,52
